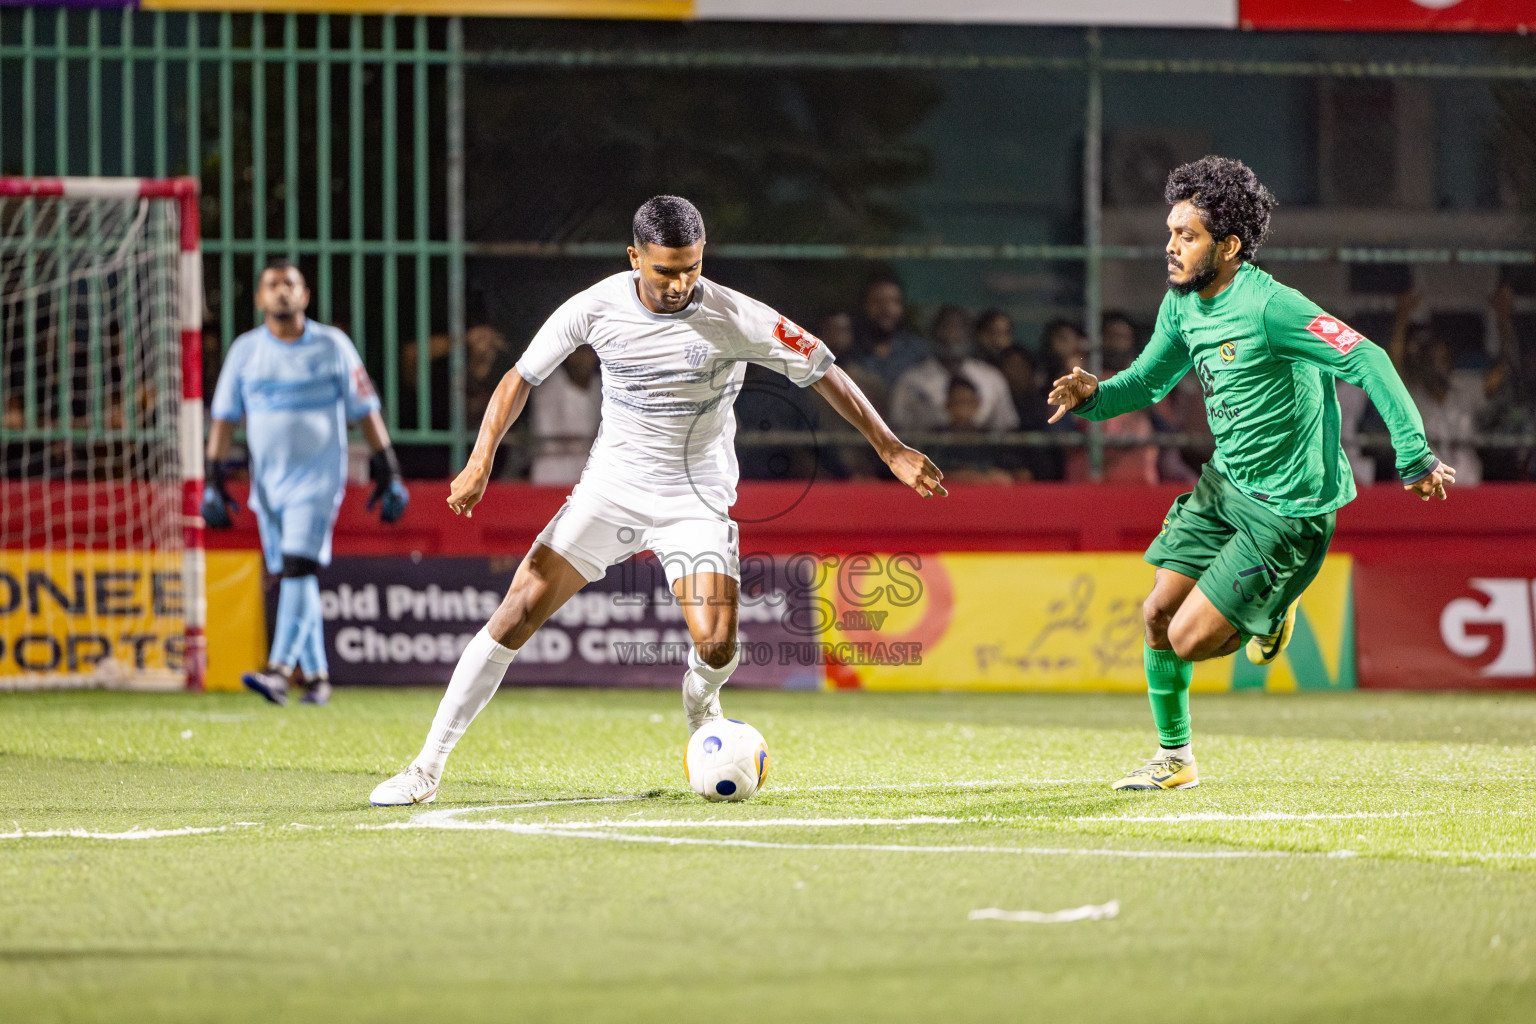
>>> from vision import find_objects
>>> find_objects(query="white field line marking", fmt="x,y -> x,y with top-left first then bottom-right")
970,901 -> 1120,923
388,810 -> 1302,858
389,808 -> 1422,832
526,816 -> 973,829
356,795 -> 649,830
772,779 -> 1093,794
1056,811 -> 1426,823
1422,850 -> 1536,861
0,825 -> 236,841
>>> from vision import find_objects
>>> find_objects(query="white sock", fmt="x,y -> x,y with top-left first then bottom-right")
684,642 -> 740,702
1159,743 -> 1194,762
412,627 -> 517,781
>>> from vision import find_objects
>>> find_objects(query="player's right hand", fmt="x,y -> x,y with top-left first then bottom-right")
201,483 -> 239,529
885,445 -> 947,498
1047,366 -> 1099,424
447,460 -> 490,518
1405,460 -> 1456,501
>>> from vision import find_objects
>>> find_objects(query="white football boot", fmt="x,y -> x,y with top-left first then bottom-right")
682,670 -> 723,736
369,764 -> 439,806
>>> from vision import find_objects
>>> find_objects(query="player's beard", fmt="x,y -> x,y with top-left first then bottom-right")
1168,247 -> 1219,295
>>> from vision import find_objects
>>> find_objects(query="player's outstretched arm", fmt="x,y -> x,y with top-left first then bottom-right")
811,365 -> 946,497
448,367 -> 535,517
1261,293 -> 1446,498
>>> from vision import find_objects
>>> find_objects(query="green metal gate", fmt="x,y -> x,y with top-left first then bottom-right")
0,8 -> 470,461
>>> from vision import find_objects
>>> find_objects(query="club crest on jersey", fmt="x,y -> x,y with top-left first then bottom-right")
772,316 -> 821,358
683,342 -> 710,368
1220,341 -> 1237,363
1305,314 -> 1365,355
352,365 -> 376,399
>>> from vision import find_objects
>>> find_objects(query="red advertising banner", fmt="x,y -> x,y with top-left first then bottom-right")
1355,557 -> 1536,690
1241,0 -> 1536,33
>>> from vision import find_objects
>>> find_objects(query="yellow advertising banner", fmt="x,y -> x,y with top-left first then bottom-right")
0,550 -> 188,689
205,551 -> 268,693
817,552 -> 1354,693
0,550 -> 266,692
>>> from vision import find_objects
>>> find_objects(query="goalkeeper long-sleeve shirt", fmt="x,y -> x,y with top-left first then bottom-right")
1076,263 -> 1437,518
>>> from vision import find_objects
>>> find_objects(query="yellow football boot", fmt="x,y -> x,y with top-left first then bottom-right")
1246,599 -> 1299,666
1111,754 -> 1199,791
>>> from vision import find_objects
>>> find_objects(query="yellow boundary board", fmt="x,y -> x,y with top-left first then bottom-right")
816,552 -> 1354,693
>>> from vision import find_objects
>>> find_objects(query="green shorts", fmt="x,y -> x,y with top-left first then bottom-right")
1144,464 -> 1335,637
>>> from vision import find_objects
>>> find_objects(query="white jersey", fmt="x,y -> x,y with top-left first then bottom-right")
515,271 -> 834,517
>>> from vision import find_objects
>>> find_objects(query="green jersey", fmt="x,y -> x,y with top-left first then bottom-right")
1077,263 -> 1437,517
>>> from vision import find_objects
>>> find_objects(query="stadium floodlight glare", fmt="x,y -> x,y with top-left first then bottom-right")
0,177 -> 206,691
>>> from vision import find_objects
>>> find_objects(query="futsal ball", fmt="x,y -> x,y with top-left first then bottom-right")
684,719 -> 769,802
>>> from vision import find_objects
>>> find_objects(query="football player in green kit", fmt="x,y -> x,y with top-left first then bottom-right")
1049,157 -> 1455,792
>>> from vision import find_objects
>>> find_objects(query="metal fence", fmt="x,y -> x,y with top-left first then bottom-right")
2,10 -> 1534,472
0,8 -> 468,458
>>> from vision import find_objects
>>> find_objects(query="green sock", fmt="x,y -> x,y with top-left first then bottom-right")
1144,643 -> 1193,748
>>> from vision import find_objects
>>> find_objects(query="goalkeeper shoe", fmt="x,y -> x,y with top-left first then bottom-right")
1111,753 -> 1199,791
683,671 -> 723,736
300,675 -> 332,706
369,765 -> 439,807
1246,599 -> 1300,666
241,668 -> 290,707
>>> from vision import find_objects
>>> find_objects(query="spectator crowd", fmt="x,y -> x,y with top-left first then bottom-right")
284,269 -> 1536,488
734,272 -> 1195,485
731,271 -> 1536,487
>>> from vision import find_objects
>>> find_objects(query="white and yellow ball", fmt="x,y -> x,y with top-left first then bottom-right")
684,719 -> 769,802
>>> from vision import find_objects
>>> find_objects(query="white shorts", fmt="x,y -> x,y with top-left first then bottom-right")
534,488 -> 740,586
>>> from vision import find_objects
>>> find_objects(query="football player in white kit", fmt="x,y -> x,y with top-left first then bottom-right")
370,196 -> 945,806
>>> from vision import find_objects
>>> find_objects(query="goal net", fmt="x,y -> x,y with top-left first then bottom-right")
0,178 -> 205,690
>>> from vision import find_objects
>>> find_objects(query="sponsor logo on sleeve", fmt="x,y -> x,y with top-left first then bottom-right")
352,365 -> 376,400
1305,314 -> 1366,355
772,316 -> 821,358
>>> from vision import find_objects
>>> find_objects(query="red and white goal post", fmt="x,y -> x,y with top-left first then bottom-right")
0,177 -> 206,691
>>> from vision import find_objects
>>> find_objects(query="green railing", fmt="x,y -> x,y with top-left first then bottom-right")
0,7 -> 469,460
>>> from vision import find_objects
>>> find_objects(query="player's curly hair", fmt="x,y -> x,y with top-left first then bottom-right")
1164,157 -> 1277,262
633,195 -> 705,249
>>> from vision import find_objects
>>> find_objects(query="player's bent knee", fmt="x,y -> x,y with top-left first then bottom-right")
1144,590 -> 1188,650
1143,595 -> 1174,639
695,636 -> 737,670
1168,632 -> 1203,662
1167,620 -> 1230,662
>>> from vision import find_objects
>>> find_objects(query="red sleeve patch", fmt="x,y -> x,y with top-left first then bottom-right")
1305,314 -> 1366,355
772,316 -> 821,359
352,365 -> 376,400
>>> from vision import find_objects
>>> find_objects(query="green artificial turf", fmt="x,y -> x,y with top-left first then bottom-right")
1,688 -> 1533,1024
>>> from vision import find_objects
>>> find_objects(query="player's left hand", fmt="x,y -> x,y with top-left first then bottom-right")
367,446 -> 409,523
369,479 -> 410,523
885,445 -> 947,498
1405,461 -> 1455,501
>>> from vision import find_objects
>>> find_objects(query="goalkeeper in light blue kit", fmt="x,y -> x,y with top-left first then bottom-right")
204,259 -> 410,705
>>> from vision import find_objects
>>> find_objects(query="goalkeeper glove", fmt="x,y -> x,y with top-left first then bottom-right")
202,461 -> 240,529
367,446 -> 410,524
